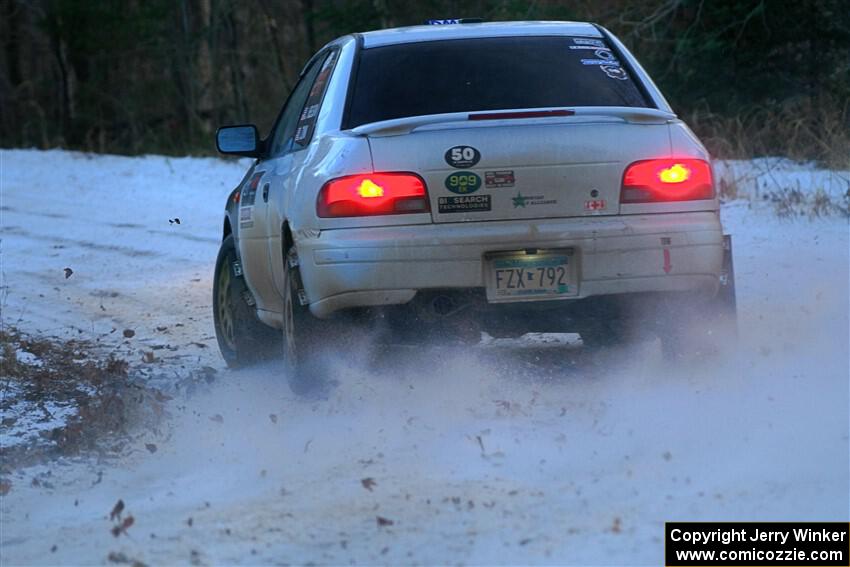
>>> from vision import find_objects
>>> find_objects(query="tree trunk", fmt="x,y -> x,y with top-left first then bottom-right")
45,9 -> 78,146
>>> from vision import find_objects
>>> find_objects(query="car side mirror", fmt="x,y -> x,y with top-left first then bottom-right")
216,125 -> 261,157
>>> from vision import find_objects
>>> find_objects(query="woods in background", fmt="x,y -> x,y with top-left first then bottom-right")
1,0 -> 848,164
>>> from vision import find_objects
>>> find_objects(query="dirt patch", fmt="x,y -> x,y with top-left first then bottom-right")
0,328 -> 169,473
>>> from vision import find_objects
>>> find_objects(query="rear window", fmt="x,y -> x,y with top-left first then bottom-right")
344,36 -> 650,129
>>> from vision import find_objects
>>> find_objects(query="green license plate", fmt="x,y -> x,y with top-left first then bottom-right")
486,249 -> 577,302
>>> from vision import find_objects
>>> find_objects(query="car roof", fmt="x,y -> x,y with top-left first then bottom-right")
360,21 -> 602,48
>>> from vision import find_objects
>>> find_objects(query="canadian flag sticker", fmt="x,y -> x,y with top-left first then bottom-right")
584,199 -> 606,211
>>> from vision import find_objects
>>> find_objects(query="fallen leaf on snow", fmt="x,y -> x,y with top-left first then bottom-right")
376,516 -> 394,527
269,414 -> 278,424
111,515 -> 134,537
63,267 -> 73,279
122,329 -> 135,339
107,551 -> 147,566
209,414 -> 224,424
145,443 -> 157,454
610,517 -> 622,533
153,391 -> 172,402
361,478 -> 376,492
110,499 -> 125,521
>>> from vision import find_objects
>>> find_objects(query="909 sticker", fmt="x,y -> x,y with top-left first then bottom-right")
445,172 -> 481,194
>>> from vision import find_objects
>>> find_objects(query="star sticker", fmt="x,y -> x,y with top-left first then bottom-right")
512,192 -> 527,208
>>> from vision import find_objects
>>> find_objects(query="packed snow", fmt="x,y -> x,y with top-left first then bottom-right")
1,149 -> 848,565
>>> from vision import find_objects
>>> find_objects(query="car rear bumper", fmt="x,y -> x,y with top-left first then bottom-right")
297,212 -> 724,318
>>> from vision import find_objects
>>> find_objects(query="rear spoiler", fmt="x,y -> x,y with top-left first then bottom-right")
349,106 -> 677,137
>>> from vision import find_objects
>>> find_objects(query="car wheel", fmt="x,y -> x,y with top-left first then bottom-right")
282,248 -> 327,394
213,235 -> 276,368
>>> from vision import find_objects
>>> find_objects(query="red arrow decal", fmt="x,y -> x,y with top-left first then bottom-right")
663,248 -> 672,274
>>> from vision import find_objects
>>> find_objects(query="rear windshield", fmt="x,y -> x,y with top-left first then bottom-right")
344,36 -> 650,129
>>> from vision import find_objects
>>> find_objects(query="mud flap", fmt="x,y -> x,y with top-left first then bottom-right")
718,234 -> 737,312
710,234 -> 738,342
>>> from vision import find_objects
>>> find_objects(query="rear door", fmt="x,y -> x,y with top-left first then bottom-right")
346,34 -> 671,223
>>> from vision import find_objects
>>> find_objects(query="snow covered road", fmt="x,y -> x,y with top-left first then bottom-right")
1,150 -> 848,565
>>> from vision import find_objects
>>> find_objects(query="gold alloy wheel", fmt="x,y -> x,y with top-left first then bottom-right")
217,261 -> 237,351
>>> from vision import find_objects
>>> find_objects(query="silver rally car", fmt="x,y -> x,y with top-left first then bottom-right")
213,20 -> 736,390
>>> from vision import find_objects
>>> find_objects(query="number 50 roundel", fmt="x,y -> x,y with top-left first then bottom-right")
445,145 -> 481,168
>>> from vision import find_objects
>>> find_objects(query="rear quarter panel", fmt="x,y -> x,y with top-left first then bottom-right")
265,134 -> 376,308
619,120 -> 718,215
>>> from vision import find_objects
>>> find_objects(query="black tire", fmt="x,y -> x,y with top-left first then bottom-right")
576,319 -> 630,349
282,248 -> 327,394
573,299 -> 634,350
213,235 -> 277,368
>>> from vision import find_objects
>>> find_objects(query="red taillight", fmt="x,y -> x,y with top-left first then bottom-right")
620,159 -> 714,203
317,173 -> 429,218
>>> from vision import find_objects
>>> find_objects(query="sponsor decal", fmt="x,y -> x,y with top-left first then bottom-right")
300,104 -> 319,121
239,205 -> 254,228
601,64 -> 628,80
568,45 -> 611,51
241,172 -> 263,206
445,171 -> 482,194
581,58 -> 621,66
661,237 -> 673,274
572,38 -> 605,47
512,192 -> 557,208
584,199 -> 606,211
294,50 -> 339,147
293,125 -> 309,143
444,145 -> 481,168
438,194 -> 491,213
594,49 -> 616,60
484,170 -> 515,188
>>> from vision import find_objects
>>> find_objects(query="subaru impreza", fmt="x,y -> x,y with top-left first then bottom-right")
212,20 -> 736,390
